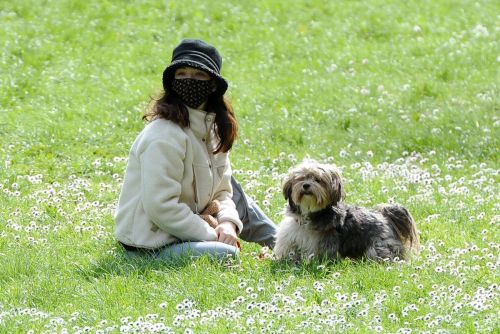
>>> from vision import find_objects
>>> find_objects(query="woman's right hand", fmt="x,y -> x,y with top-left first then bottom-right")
215,221 -> 239,248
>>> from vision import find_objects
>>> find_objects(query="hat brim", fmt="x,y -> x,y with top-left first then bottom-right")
162,60 -> 228,96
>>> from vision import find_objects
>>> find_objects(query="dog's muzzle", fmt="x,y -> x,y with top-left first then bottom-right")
301,182 -> 313,195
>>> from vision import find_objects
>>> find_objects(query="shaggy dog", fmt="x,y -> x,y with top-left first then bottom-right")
274,161 -> 419,261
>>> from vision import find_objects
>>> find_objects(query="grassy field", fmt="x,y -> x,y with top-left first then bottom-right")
0,0 -> 499,333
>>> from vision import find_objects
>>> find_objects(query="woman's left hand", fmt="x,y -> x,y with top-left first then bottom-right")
215,222 -> 239,248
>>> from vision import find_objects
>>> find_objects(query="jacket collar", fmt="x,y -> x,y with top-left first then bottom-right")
187,106 -> 216,139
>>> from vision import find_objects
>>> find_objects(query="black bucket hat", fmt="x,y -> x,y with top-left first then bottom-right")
162,39 -> 228,96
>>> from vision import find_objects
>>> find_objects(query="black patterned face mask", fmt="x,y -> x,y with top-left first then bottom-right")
171,78 -> 215,109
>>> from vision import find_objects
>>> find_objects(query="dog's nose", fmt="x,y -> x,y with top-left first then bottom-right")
303,183 -> 311,190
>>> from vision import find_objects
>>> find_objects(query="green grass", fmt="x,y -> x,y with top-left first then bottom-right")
0,0 -> 499,333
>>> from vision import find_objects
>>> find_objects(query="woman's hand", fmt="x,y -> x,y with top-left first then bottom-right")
215,222 -> 239,248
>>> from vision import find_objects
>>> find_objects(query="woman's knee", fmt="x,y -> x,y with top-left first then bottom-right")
158,241 -> 239,259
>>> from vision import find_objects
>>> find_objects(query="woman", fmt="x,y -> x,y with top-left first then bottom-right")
115,39 -> 275,259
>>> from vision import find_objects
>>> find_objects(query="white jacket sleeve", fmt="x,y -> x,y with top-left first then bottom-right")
139,139 -> 217,241
214,160 -> 244,233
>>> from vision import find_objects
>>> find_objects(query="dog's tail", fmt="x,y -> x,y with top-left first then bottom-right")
379,204 -> 420,254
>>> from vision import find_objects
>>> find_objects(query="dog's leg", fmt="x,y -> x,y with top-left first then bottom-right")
273,217 -> 300,260
367,238 -> 406,261
273,241 -> 298,260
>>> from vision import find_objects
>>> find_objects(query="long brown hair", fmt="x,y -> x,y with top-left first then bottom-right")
143,91 -> 238,154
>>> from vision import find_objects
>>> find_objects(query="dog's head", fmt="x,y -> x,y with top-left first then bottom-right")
283,160 -> 345,213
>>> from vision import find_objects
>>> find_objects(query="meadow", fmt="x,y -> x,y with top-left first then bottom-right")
0,0 -> 499,333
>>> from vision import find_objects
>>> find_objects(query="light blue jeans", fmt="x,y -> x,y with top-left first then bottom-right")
125,177 -> 277,260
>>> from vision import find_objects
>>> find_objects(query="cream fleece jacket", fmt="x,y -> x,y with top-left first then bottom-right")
115,107 -> 243,249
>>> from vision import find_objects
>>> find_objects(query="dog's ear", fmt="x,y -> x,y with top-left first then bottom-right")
282,174 -> 299,213
327,166 -> 345,205
282,174 -> 293,200
288,198 -> 298,213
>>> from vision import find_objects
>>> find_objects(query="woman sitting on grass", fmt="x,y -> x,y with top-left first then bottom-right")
115,39 -> 275,259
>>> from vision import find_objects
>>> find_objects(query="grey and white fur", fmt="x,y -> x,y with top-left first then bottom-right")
274,161 -> 419,261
